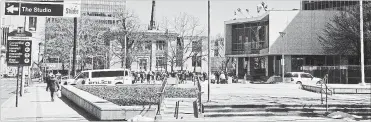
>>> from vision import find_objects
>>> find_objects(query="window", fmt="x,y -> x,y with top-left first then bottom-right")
192,56 -> 202,67
29,17 -> 37,31
284,73 -> 298,77
145,41 -> 152,50
75,72 -> 88,79
156,40 -> 165,50
139,59 -> 148,70
301,73 -> 313,78
176,50 -> 183,67
92,71 -> 125,78
232,24 -> 245,51
192,41 -> 202,52
47,57 -> 60,63
214,49 -> 219,57
156,56 -> 166,68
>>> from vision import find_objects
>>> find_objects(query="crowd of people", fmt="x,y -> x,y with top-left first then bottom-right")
131,71 -> 208,84
131,71 -> 169,84
130,70 -> 239,84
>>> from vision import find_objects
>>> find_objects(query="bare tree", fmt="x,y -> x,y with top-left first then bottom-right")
318,5 -> 371,64
161,13 -> 206,71
102,9 -> 145,69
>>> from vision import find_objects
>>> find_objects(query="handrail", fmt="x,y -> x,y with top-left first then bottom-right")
319,74 -> 332,112
196,77 -> 203,114
174,101 -> 179,119
156,78 -> 168,116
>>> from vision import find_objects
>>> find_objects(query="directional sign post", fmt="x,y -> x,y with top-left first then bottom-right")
6,40 -> 32,66
4,1 -> 80,17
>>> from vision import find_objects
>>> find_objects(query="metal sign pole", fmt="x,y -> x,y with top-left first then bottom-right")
15,65 -> 20,107
20,66 -> 24,97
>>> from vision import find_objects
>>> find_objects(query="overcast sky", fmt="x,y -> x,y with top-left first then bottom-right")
126,0 -> 301,38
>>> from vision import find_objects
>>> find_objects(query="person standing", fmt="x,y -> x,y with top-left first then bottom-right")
147,71 -> 151,84
46,74 -> 60,102
215,71 -> 220,84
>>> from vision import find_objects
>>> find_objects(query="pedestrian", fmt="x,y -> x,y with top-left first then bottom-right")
215,71 -> 220,84
203,72 -> 207,81
147,71 -> 151,84
210,72 -> 216,84
140,72 -> 144,83
220,72 -> 226,84
46,74 -> 60,102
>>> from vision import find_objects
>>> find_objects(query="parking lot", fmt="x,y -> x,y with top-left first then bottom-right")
200,83 -> 371,105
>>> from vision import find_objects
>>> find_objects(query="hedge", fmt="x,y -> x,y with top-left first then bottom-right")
74,85 -> 197,106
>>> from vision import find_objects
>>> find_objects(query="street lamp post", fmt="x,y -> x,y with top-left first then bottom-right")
360,0 -> 366,86
279,32 -> 286,82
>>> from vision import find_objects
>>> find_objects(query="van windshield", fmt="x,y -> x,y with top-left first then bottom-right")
92,71 -> 128,78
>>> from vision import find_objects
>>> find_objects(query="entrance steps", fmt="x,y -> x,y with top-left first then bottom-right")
202,104 -> 371,119
160,98 -> 198,120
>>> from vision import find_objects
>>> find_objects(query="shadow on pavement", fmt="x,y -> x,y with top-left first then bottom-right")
30,101 -> 52,102
58,96 -> 100,121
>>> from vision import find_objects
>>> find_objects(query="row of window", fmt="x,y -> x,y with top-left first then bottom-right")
302,1 -> 359,10
46,17 -> 121,25
231,24 -> 268,52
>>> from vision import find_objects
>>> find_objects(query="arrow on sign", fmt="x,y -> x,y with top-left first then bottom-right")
6,5 -> 19,13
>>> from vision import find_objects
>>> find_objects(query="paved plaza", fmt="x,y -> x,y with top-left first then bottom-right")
199,83 -> 371,105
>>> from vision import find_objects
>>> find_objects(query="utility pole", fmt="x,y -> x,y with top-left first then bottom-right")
72,17 -> 77,77
360,0 -> 366,86
207,0 -> 211,102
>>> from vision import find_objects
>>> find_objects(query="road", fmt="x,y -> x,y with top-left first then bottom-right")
0,78 -> 17,106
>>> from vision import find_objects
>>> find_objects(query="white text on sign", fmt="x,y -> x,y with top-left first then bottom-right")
22,7 -> 52,13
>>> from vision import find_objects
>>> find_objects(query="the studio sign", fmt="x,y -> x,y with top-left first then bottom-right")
63,3 -> 80,17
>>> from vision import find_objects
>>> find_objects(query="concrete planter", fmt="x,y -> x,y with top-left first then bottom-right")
61,85 -> 157,121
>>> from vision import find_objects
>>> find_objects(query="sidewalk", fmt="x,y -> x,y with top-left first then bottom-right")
1,82 -> 95,122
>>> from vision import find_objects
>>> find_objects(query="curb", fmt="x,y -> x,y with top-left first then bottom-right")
1,94 -> 16,108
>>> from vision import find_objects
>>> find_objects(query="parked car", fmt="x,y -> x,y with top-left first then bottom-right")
283,72 -> 322,85
61,76 -> 73,85
71,69 -> 133,85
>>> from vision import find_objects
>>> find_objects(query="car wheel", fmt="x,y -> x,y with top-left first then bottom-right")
296,81 -> 302,85
316,81 -> 321,84
115,82 -> 123,85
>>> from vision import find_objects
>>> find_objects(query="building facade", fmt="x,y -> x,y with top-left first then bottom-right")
124,31 -> 208,73
225,10 -> 367,82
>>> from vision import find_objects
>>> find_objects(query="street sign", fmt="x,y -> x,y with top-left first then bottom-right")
5,2 -> 20,15
19,3 -> 63,16
4,1 -> 80,17
6,40 -> 32,66
6,27 -> 33,66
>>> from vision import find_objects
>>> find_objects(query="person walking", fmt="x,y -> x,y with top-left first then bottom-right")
46,74 -> 60,102
220,72 -> 226,84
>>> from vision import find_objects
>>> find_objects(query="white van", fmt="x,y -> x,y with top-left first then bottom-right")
71,69 -> 133,85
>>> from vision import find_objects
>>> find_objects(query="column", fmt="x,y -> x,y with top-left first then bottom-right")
273,56 -> 276,75
284,55 -> 292,73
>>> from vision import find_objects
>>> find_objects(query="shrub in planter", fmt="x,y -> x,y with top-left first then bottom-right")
74,85 -> 197,106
